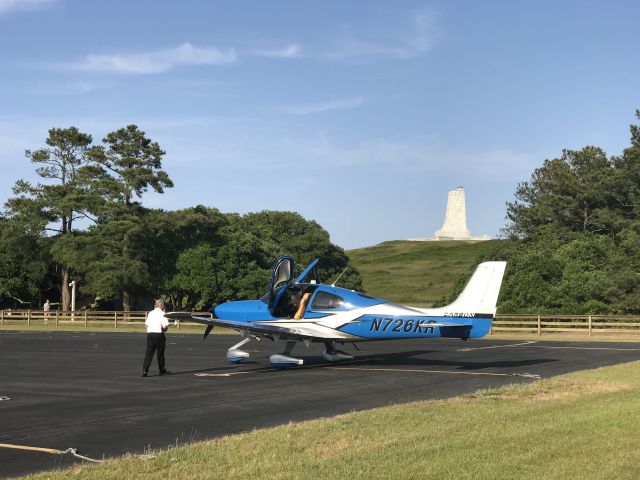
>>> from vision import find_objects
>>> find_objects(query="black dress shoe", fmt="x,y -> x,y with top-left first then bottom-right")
159,370 -> 171,376
142,371 -> 148,377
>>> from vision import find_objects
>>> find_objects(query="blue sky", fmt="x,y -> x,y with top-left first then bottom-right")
1,0 -> 638,249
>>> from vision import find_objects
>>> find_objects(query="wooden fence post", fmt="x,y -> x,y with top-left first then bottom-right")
27,309 -> 31,327
537,314 -> 541,336
114,311 -> 118,328
588,315 -> 592,337
55,310 -> 59,327
84,310 -> 88,327
1,310 -> 4,326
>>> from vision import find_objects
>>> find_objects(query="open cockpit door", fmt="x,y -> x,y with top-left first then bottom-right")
268,256 -> 295,312
294,258 -> 319,284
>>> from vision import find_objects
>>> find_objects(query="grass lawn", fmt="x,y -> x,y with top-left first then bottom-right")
18,360 -> 640,480
348,240 -> 500,306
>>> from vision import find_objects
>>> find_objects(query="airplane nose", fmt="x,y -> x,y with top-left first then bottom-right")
213,303 -> 225,318
213,301 -> 248,321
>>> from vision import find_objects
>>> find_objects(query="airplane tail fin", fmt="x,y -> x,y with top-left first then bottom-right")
444,261 -> 507,316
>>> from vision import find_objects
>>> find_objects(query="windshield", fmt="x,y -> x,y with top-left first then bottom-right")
295,258 -> 320,284
311,291 -> 345,309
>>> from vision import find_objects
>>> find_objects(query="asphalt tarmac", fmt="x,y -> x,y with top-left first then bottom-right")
2,331 -> 640,478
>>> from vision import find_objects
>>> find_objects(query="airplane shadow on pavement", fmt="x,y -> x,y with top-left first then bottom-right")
168,349 -> 555,376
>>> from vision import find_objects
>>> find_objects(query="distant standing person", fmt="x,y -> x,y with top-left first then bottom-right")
142,299 -> 171,377
43,299 -> 50,322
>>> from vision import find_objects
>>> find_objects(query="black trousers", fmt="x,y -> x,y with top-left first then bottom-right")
143,333 -> 166,372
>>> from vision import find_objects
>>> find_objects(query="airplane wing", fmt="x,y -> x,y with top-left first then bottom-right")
166,312 -> 476,342
165,312 -> 320,340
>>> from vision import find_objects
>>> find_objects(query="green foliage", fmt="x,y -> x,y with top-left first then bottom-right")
463,233 -> 634,314
48,206 -> 361,311
7,127 -> 99,234
505,146 -> 620,238
0,218 -> 50,307
165,210 -> 360,309
0,125 -> 362,311
239,211 -> 362,291
5,127 -> 107,309
91,124 -> 173,207
161,208 -> 262,309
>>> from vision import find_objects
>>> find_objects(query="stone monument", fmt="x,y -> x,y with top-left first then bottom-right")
434,187 -> 471,240
408,187 -> 490,241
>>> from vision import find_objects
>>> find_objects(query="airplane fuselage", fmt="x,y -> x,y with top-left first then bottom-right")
212,285 -> 491,342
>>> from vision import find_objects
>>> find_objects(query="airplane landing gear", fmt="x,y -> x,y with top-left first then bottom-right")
269,340 -> 303,368
227,338 -> 251,363
322,341 -> 354,362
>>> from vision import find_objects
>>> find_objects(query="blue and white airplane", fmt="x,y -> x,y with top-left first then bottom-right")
167,256 -> 507,368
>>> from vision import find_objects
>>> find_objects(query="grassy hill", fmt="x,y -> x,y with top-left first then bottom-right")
348,240 -> 501,306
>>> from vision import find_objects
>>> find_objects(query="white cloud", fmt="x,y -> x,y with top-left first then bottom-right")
59,41 -> 304,74
251,44 -> 301,58
408,9 -> 441,54
145,119 -> 537,180
72,42 -> 236,74
325,36 -> 417,62
283,97 -> 367,115
243,133 -> 537,179
19,80 -> 113,96
0,0 -> 56,15
323,8 -> 442,62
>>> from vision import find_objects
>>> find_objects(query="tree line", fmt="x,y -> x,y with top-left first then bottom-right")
0,126 -> 361,311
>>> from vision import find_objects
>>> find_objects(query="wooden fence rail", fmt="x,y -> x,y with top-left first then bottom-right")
2,310 -> 640,336
493,314 -> 640,337
0,310 -> 211,330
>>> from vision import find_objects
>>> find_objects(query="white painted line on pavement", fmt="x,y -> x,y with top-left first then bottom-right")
457,341 -> 537,351
528,345 -> 640,351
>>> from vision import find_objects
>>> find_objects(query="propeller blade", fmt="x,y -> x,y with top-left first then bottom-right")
203,325 -> 214,339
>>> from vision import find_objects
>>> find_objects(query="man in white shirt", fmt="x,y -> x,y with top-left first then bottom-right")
142,298 -> 170,377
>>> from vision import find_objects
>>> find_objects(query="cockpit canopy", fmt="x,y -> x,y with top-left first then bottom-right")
266,256 -> 385,318
271,256 -> 294,293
